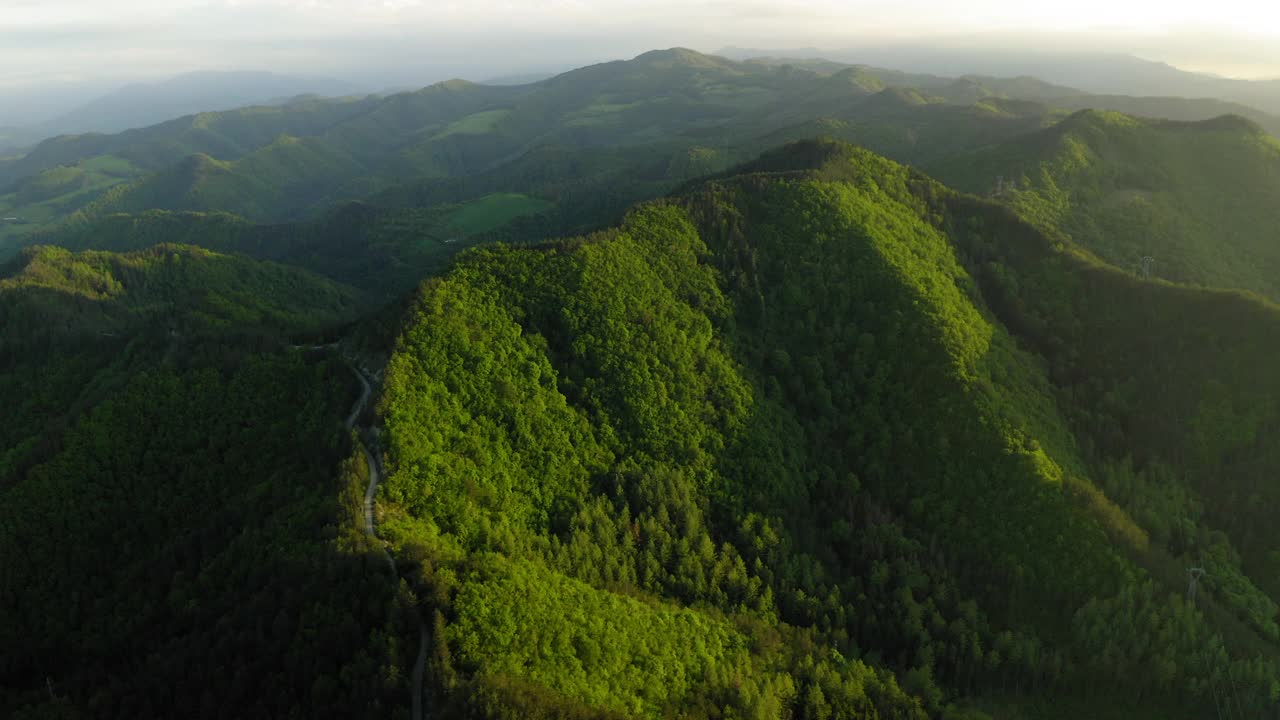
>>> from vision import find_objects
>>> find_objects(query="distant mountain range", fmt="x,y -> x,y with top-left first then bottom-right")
719,45 -> 1280,115
0,71 -> 366,152
7,46 -> 1279,155
49,71 -> 365,135
0,129 -> 42,155
6,46 -> 1280,267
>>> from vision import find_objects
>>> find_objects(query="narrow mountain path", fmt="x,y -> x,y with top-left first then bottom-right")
346,364 -> 371,432
342,359 -> 429,720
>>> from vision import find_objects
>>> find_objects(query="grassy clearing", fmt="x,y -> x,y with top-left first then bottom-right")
445,192 -> 551,235
0,155 -> 140,247
565,101 -> 645,125
80,155 -> 137,177
432,109 -> 511,138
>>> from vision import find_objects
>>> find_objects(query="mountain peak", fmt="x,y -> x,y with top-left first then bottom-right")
632,48 -> 733,69
703,139 -> 905,186
431,78 -> 481,92
1183,113 -> 1267,134
1057,108 -> 1264,137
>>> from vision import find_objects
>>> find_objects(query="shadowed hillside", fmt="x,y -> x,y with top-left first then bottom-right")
930,111 -> 1280,301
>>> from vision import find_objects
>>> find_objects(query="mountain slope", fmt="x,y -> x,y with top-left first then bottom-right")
929,111 -> 1280,301
944,191 -> 1280,635
0,239 -> 409,718
80,136 -> 369,221
0,346 -> 408,719
1048,94 -> 1280,137
0,243 -> 364,358
369,141 -> 1280,718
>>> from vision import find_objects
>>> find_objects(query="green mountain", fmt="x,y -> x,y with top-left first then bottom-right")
1047,94 -> 1280,137
0,242 -> 363,356
364,140 -> 1280,718
741,54 -> 1280,135
929,111 -> 1280,300
0,232 -> 417,719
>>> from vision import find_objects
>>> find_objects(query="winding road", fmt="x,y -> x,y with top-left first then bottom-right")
345,364 -> 371,433
344,360 -> 429,720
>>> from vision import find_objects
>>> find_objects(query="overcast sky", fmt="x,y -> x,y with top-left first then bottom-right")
4,0 -> 1280,91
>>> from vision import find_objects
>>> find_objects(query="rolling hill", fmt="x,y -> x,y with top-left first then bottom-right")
0,48 -> 1062,243
929,110 -> 1280,301
7,47 -> 1277,264
0,243 -> 370,371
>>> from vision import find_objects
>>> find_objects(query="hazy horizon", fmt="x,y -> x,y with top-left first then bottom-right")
4,0 -> 1280,127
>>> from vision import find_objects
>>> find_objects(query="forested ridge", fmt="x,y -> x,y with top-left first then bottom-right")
359,140 -> 1280,718
930,110 -> 1280,301
0,241 -> 419,717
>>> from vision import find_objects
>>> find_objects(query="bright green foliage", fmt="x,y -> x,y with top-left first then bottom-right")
687,152 -> 1125,623
449,554 -> 766,716
445,193 -> 550,235
381,276 -> 608,541
374,139 -> 1280,718
379,166 -> 964,717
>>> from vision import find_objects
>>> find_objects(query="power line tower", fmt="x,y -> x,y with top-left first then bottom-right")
1140,256 -> 1155,280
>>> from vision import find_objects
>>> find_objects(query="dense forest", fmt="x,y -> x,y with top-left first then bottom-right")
4,47 -> 1280,720
369,141 -> 1280,718
0,241 -> 418,717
